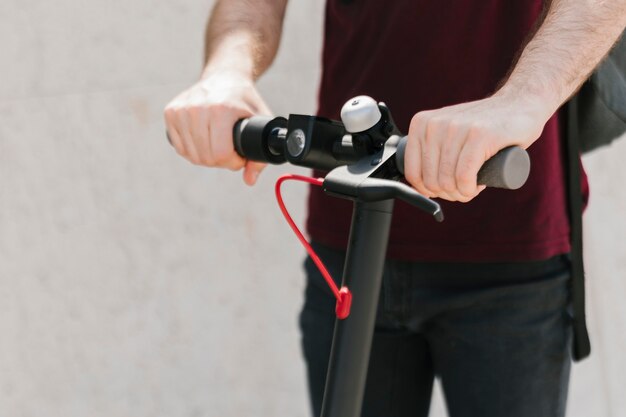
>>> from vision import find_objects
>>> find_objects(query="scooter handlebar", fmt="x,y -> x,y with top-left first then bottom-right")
233,117 -> 530,190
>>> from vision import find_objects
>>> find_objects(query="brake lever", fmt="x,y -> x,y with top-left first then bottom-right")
323,138 -> 443,222
356,178 -> 444,221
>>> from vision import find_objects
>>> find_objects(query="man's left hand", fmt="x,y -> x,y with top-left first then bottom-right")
403,93 -> 553,202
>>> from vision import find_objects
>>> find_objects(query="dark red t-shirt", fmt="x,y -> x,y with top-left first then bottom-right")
306,0 -> 589,262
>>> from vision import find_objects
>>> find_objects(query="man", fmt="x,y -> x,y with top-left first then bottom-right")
164,1 -> 626,416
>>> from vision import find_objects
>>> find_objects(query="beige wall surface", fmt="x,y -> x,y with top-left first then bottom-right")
0,1 -> 624,416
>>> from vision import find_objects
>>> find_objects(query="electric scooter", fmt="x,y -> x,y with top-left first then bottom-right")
178,95 -> 530,417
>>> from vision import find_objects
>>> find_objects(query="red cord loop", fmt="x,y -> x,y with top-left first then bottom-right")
275,174 -> 352,319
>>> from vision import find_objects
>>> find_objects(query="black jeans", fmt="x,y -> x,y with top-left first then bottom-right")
299,242 -> 572,417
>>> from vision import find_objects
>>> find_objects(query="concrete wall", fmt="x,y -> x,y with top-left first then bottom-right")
0,1 -> 623,416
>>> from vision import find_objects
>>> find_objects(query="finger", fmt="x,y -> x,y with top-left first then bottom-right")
455,185 -> 487,203
243,161 -> 267,186
421,121 -> 446,197
454,186 -> 485,203
166,124 -> 187,156
189,106 -> 214,166
177,109 -> 201,164
455,136 -> 487,197
404,134 -> 429,197
438,127 -> 469,201
164,108 -> 188,156
208,108 -> 247,171
435,190 -> 462,202
405,115 -> 433,197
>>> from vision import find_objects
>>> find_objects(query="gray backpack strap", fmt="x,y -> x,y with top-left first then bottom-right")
576,32 -> 626,153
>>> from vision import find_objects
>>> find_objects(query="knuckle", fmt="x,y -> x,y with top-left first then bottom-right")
188,104 -> 204,117
423,178 -> 440,192
212,149 -> 232,166
171,106 -> 187,120
405,167 -> 423,190
185,154 -> 199,165
208,102 -> 234,118
428,115 -> 445,126
468,124 -> 489,139
227,159 -> 245,171
421,131 -> 432,147
174,145 -> 186,157
405,170 -> 418,187
163,105 -> 177,121
439,176 -> 456,192
456,170 -> 474,187
424,119 -> 447,146
410,112 -> 428,130
189,156 -> 206,166
196,151 -> 212,165
417,187 -> 433,198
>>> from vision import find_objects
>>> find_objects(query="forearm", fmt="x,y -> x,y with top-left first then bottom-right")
202,0 -> 288,80
498,0 -> 626,113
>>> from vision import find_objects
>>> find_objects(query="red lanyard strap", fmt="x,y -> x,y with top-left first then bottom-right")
275,174 -> 352,319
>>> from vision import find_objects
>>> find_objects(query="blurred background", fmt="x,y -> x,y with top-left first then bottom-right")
0,1 -> 624,416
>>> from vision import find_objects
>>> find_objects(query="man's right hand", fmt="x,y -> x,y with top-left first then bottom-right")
164,71 -> 271,186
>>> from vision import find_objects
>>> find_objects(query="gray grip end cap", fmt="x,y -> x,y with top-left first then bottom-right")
495,146 -> 531,190
478,146 -> 530,190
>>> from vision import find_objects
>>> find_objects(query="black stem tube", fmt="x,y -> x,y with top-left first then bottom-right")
320,199 -> 395,417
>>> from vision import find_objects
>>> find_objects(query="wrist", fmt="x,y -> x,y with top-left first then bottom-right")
201,65 -> 255,84
202,33 -> 257,81
493,81 -> 561,123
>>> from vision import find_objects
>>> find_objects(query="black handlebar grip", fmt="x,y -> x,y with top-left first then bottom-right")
232,116 -> 273,161
233,118 -> 249,157
232,116 -> 288,164
394,136 -> 530,190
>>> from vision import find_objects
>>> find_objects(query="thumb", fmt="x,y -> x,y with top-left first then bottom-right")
243,161 -> 267,186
